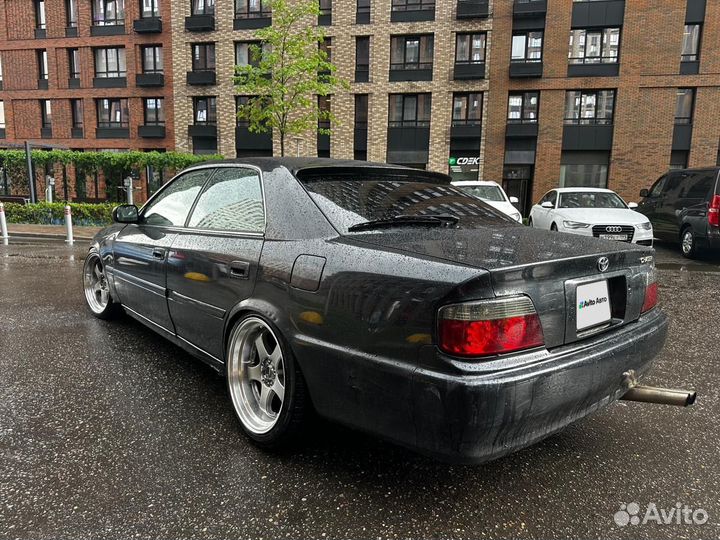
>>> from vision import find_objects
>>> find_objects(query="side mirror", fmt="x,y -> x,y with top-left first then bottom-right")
639,188 -> 650,198
541,201 -> 554,209
113,204 -> 139,224
627,202 -> 639,209
509,196 -> 519,204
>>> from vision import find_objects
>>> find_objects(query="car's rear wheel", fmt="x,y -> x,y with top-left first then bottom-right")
226,315 -> 307,447
681,227 -> 698,259
83,251 -> 120,319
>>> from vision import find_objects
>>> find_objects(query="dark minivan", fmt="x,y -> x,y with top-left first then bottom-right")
638,167 -> 720,258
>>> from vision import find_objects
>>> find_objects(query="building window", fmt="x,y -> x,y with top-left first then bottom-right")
144,98 -> 165,125
236,95 -> 250,126
564,90 -> 615,124
681,24 -> 701,62
388,93 -> 431,127
456,33 -> 486,64
141,0 -> 160,18
507,92 -> 539,123
319,0 -> 331,16
670,150 -> 688,170
68,49 -> 80,79
71,99 -> 83,128
66,0 -> 78,27
40,100 -> 52,128
0,56 -> 3,86
193,96 -> 217,124
356,0 -> 370,23
568,28 -> 620,64
675,88 -> 695,124
97,98 -> 129,128
191,0 -> 214,15
192,43 -> 216,71
355,94 -> 368,131
0,101 -> 6,129
452,93 -> 482,126
390,35 -> 433,71
391,0 -> 434,12
35,0 -> 47,29
95,48 -> 126,78
92,0 -> 125,25
512,31 -> 543,62
560,161 -> 608,188
142,46 -> 163,73
235,0 -> 270,18
355,36 -> 370,82
235,41 -> 269,67
37,50 -> 49,80
318,95 -> 331,130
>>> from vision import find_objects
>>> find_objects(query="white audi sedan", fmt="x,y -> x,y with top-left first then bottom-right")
528,188 -> 653,246
452,180 -> 523,222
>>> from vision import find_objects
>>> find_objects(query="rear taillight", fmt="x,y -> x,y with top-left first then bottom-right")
709,195 -> 720,227
438,296 -> 545,358
641,268 -> 658,313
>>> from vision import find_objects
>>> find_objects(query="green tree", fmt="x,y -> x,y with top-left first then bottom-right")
234,0 -> 349,156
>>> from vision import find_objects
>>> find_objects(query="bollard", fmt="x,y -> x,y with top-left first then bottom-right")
64,204 -> 74,245
0,202 -> 8,240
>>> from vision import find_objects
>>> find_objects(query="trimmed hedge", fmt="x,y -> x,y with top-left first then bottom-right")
4,202 -> 115,227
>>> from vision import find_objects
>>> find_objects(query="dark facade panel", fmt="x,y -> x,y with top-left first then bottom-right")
68,77 -> 81,88
186,70 -> 216,85
193,136 -> 218,154
317,133 -> 330,156
185,15 -> 215,31
235,126 -> 272,151
40,127 -> 52,138
389,68 -> 433,82
386,126 -> 430,164
133,17 -> 162,33
136,73 -> 165,87
510,61 -> 543,78
449,137 -> 481,153
571,0 -> 625,27
71,127 -> 83,138
38,79 -> 49,90
354,128 -> 368,151
672,124 -> 693,151
456,0 -> 489,19
454,62 -> 485,80
567,63 -> 619,77
356,11 -> 370,24
450,124 -> 482,139
93,77 -> 127,88
506,123 -> 539,138
686,0 -> 706,23
233,17 -> 271,29
513,0 -> 547,17
562,125 -> 614,151
355,69 -> 369,83
138,125 -> 166,138
512,15 -> 546,30
318,13 -> 332,26
390,9 -> 435,22
65,27 -> 78,37
188,124 -> 218,137
35,28 -> 47,39
504,137 -> 537,165
680,61 -> 699,75
96,127 -> 130,139
90,24 -> 126,36
0,128 -> 6,139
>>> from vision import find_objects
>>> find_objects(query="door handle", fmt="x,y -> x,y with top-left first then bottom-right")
152,248 -> 166,260
229,261 -> 250,279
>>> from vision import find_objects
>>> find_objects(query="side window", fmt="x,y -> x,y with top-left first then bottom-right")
540,190 -> 556,206
663,172 -> 685,200
187,167 -> 265,232
649,175 -> 667,197
683,171 -> 714,200
142,169 -> 212,227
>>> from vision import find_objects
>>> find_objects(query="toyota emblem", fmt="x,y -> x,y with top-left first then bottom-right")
605,226 -> 623,233
597,257 -> 610,272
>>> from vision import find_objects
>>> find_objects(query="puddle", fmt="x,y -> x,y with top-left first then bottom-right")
656,263 -> 720,273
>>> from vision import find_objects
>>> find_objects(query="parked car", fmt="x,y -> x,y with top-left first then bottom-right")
452,180 -> 522,222
637,167 -> 720,258
84,158 -> 670,464
529,188 -> 653,245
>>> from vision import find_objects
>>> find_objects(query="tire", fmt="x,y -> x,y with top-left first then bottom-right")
226,314 -> 308,448
680,227 -> 698,259
82,251 -> 121,320
550,223 -> 558,232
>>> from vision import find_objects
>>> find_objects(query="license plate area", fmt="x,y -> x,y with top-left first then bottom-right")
576,280 -> 611,330
599,234 -> 628,241
564,273 -> 628,344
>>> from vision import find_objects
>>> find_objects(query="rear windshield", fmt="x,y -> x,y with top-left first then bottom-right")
558,191 -> 627,209
456,185 -> 505,202
298,174 -> 514,233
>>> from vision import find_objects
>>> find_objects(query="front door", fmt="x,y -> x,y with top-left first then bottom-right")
166,166 -> 265,361
112,168 -> 214,331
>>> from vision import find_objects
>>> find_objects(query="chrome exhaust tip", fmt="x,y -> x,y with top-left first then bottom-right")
620,370 -> 697,407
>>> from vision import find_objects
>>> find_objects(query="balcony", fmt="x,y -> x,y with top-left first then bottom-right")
456,0 -> 489,19
133,17 -> 162,33
71,127 -> 83,138
386,125 -> 430,164
185,14 -> 215,31
136,73 -> 164,87
187,70 -> 216,85
93,76 -> 127,88
235,126 -> 272,152
90,23 -> 126,36
188,124 -> 217,137
233,12 -> 271,29
139,125 -> 166,138
562,123 -> 614,151
510,60 -> 543,78
68,77 -> 81,89
567,62 -> 619,78
96,126 -> 130,138
513,0 -> 546,16
391,5 -> 435,23
450,122 -> 482,139
505,121 -> 539,138
453,62 -> 484,80
571,0 -> 624,27
389,64 -> 432,82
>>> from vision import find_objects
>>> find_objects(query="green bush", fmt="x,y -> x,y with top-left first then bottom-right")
4,202 -> 115,227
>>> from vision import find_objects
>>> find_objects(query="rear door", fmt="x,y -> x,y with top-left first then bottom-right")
677,169 -> 716,239
112,168 -> 213,331
166,166 -> 265,361
638,174 -> 667,234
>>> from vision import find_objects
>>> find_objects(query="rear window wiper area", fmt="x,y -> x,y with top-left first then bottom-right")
347,214 -> 459,232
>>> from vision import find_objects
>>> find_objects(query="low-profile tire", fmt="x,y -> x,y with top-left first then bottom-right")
680,227 -> 698,259
226,314 -> 308,448
550,223 -> 558,232
82,251 -> 121,320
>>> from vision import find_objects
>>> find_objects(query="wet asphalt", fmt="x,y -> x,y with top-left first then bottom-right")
1,237 -> 719,540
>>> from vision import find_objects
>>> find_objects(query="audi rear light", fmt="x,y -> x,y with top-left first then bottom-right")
709,195 -> 720,227
641,268 -> 658,314
438,296 -> 545,358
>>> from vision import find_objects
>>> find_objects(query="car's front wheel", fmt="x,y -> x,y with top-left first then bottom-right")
681,227 -> 698,259
83,251 -> 120,319
226,315 -> 308,448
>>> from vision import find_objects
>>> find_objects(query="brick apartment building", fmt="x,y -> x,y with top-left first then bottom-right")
1,0 -> 719,213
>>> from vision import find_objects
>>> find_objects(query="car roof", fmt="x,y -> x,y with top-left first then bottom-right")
451,180 -> 501,187
553,187 -> 617,194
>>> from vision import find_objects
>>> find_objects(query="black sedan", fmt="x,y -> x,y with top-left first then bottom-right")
83,158 -> 671,463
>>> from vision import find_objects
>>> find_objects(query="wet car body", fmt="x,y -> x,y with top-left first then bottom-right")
89,158 -> 667,463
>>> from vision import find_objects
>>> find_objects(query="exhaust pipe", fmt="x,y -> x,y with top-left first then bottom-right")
620,370 -> 696,407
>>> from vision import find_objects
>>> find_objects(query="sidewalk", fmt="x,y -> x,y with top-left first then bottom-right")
6,223 -> 103,241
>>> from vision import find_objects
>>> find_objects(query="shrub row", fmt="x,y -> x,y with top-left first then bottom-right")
3,202 -> 115,227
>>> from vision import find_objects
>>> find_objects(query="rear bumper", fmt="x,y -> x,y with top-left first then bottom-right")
411,308 -> 668,463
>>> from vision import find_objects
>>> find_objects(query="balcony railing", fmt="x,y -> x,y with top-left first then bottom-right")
456,0 -> 489,19
391,1 -> 435,22
234,8 -> 271,29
